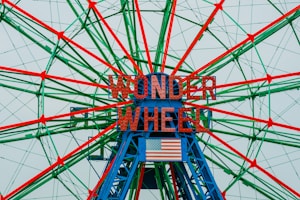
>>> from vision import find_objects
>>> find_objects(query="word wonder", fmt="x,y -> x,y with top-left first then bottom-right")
109,75 -> 216,100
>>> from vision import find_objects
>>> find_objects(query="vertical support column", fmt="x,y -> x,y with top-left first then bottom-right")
184,134 -> 223,200
96,133 -> 141,199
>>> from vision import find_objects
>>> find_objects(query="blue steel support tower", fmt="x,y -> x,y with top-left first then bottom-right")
95,73 -> 223,200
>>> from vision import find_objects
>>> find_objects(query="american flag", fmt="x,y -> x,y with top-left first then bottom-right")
146,138 -> 182,161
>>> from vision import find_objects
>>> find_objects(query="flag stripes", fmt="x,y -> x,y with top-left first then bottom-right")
146,138 -> 182,161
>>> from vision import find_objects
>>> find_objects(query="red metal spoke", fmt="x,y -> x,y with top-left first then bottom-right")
183,4 -> 300,80
185,71 -> 300,93
133,0 -> 153,73
0,101 -> 132,131
171,0 -> 225,76
3,0 -> 124,76
215,72 -> 300,89
62,36 -> 124,75
88,0 -> 144,75
0,66 -> 109,89
185,71 -> 300,101
184,102 -> 300,132
87,157 -> 116,200
161,0 -> 177,73
134,163 -> 145,200
170,162 -> 179,200
4,123 -> 116,199
196,124 -> 300,198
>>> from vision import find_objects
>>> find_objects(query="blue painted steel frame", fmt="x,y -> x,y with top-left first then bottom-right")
95,73 -> 222,200
96,132 -> 141,199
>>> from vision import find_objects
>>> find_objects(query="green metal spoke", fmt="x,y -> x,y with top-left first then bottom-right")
120,0 -> 146,74
153,0 -> 172,70
9,130 -> 118,199
208,78 -> 300,107
198,137 -> 297,199
1,4 -> 114,88
210,120 -> 300,148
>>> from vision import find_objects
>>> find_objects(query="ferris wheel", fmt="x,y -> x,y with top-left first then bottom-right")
0,0 -> 300,199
